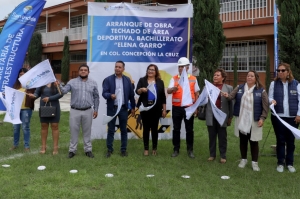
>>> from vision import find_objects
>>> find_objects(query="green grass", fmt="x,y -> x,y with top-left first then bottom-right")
0,112 -> 299,199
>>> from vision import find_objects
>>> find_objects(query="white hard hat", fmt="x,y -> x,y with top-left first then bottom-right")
177,57 -> 190,66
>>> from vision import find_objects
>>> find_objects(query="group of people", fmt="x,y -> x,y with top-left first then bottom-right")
9,58 -> 299,173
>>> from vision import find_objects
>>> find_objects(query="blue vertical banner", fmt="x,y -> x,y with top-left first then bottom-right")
0,0 -> 46,110
274,1 -> 278,75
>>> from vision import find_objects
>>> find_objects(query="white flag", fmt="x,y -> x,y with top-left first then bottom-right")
205,81 -> 227,126
204,79 -> 221,103
185,88 -> 208,120
0,92 -> 7,108
3,86 -> 25,124
178,67 -> 192,106
19,59 -> 56,89
139,82 -> 157,112
270,104 -> 300,139
102,89 -> 122,125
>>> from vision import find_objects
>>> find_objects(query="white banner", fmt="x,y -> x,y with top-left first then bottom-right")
205,80 -> 227,126
139,82 -> 157,112
270,104 -> 300,139
102,89 -> 122,125
19,59 -> 56,89
3,86 -> 25,124
178,67 -> 193,107
88,2 -> 193,139
185,88 -> 208,120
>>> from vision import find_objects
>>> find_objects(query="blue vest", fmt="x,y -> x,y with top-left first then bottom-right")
233,84 -> 264,121
273,80 -> 298,116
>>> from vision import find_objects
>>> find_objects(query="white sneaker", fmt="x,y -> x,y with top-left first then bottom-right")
277,165 -> 284,173
238,159 -> 248,168
287,165 -> 296,173
252,162 -> 260,171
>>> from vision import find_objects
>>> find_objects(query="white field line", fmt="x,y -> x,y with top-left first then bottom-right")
0,150 -> 39,162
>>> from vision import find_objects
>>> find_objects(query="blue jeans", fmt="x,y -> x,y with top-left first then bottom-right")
13,109 -> 32,148
106,106 -> 128,152
271,115 -> 298,166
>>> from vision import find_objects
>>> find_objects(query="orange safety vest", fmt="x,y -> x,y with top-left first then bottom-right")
172,74 -> 197,107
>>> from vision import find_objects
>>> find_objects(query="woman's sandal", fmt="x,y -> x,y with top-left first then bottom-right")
207,157 -> 215,161
143,150 -> 149,156
152,150 -> 157,156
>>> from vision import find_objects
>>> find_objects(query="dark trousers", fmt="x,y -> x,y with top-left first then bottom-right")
239,132 -> 259,162
207,117 -> 227,159
271,115 -> 298,166
106,106 -> 128,152
172,106 -> 194,152
140,106 -> 160,150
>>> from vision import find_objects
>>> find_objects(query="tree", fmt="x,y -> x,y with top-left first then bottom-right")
61,36 -> 70,84
277,0 -> 300,80
233,55 -> 238,88
27,32 -> 42,68
265,55 -> 271,92
192,0 -> 226,87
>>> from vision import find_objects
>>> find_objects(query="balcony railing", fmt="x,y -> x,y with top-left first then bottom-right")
41,26 -> 87,45
219,0 -> 278,23
39,1 -> 279,44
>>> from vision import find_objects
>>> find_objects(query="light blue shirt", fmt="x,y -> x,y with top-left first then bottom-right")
115,75 -> 125,105
268,81 -> 300,117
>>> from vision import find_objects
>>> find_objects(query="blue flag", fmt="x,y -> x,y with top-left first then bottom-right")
0,0 -> 46,110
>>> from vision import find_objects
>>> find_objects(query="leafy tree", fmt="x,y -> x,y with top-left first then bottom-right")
192,0 -> 226,87
27,32 -> 42,68
61,36 -> 70,83
233,55 -> 238,88
265,55 -> 271,92
277,0 -> 300,80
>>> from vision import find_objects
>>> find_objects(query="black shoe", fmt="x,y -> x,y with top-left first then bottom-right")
85,151 -> 94,158
171,151 -> 179,157
68,152 -> 75,158
187,151 -> 195,158
106,151 -> 112,158
121,151 -> 128,157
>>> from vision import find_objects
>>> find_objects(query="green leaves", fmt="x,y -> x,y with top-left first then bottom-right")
28,32 -> 42,68
61,36 -> 70,84
193,0 -> 226,87
278,0 -> 300,80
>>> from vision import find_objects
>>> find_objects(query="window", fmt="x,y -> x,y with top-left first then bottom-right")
220,40 -> 267,72
70,52 -> 87,63
220,0 -> 267,14
35,23 -> 46,33
134,0 -> 153,5
70,14 -> 87,28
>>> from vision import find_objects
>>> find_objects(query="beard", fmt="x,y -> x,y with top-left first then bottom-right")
80,75 -> 88,79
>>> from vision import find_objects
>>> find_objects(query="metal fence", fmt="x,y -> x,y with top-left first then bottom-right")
219,0 -> 278,22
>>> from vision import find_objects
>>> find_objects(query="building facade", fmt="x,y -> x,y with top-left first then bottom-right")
0,0 -> 277,85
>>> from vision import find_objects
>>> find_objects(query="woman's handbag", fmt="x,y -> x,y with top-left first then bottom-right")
39,102 -> 56,118
197,105 -> 206,120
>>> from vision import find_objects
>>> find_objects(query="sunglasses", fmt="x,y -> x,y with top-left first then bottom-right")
277,69 -> 287,73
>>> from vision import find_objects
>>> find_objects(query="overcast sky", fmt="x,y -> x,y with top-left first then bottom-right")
0,0 -> 71,20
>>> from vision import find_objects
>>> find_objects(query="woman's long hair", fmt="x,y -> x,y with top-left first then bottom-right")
274,63 -> 295,83
13,68 -> 28,89
248,70 -> 264,89
144,64 -> 161,80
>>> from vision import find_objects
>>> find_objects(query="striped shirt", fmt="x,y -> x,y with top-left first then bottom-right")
60,77 -> 100,111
